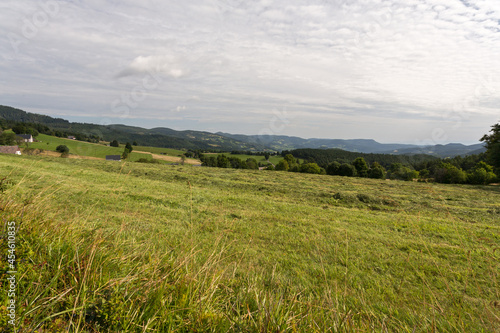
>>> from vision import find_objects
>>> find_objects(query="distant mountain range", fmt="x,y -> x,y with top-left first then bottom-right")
0,105 -> 485,157
217,132 -> 485,157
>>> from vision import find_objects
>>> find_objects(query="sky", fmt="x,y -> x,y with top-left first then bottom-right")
1,0 -> 499,145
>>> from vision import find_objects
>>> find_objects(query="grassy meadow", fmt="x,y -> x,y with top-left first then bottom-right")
26,134 -> 153,162
0,154 -> 499,332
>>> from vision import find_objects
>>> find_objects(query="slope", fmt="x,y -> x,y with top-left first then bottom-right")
0,154 -> 498,331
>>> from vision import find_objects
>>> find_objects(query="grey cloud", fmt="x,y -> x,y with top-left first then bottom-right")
1,0 -> 499,144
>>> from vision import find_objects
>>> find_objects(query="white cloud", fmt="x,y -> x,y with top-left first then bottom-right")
117,55 -> 186,78
0,0 -> 499,143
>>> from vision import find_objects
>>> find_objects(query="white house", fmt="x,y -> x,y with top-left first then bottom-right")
17,134 -> 33,143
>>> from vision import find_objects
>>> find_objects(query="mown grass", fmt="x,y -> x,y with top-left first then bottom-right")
27,134 -> 152,161
0,154 -> 499,332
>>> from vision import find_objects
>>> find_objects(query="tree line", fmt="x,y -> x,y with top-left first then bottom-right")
200,122 -> 500,185
0,119 -> 101,143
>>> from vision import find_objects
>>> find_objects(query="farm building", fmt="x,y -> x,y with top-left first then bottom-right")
67,136 -> 76,140
17,134 -> 34,142
0,146 -> 21,155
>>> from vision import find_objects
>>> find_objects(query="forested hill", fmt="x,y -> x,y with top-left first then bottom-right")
0,105 -> 486,156
0,105 -> 71,125
0,105 -> 265,151
287,148 -> 439,169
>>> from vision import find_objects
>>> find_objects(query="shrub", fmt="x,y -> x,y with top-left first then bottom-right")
56,145 -> 69,154
353,157 -> 369,177
368,162 -> 386,179
433,163 -> 467,184
467,162 -> 497,185
338,163 -> 357,177
326,161 -> 341,175
388,164 -> 418,181
299,163 -> 323,174
275,160 -> 289,171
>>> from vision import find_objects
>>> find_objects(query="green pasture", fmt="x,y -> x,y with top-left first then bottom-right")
0,154 -> 498,332
27,134 -> 152,161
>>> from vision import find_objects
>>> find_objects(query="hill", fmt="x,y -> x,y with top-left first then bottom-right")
286,148 -> 439,169
1,105 -> 485,156
0,105 -> 265,151
382,143 -> 486,157
1,154 -> 498,331
218,132 -> 485,157
218,133 -> 420,152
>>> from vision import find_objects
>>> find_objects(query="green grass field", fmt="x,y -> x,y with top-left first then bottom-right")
27,134 -> 153,161
0,154 -> 499,332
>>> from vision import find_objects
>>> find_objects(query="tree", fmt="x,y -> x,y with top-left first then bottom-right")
217,154 -> 230,168
11,124 -> 26,134
0,132 -> 17,145
326,161 -> 341,176
121,149 -> 129,160
275,160 -> 289,171
284,154 -> 298,170
245,158 -> 258,170
56,145 -> 69,154
125,142 -> 133,153
480,123 -> 500,172
299,163 -> 323,174
284,154 -> 296,165
433,163 -> 467,184
56,144 -> 69,157
338,163 -> 357,177
132,141 -> 138,146
264,152 -> 270,161
368,162 -> 386,179
467,162 -> 497,185
110,140 -> 119,147
388,163 -> 418,181
353,157 -> 369,177
201,156 -> 217,167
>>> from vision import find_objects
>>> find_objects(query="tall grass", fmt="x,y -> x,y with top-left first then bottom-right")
0,155 -> 499,332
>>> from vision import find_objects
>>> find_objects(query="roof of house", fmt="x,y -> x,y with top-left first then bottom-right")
0,146 -> 21,154
17,134 -> 33,139
105,155 -> 121,161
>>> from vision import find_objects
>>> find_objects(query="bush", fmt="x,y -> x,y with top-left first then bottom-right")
56,145 -> 69,154
467,162 -> 497,185
368,162 -> 386,179
338,163 -> 357,177
353,157 -> 369,177
299,163 -> 323,174
275,160 -> 289,171
433,163 -> 466,184
326,161 -> 341,175
388,164 -> 418,181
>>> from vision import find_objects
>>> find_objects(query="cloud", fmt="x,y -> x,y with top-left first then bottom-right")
116,55 -> 186,78
0,0 -> 499,143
